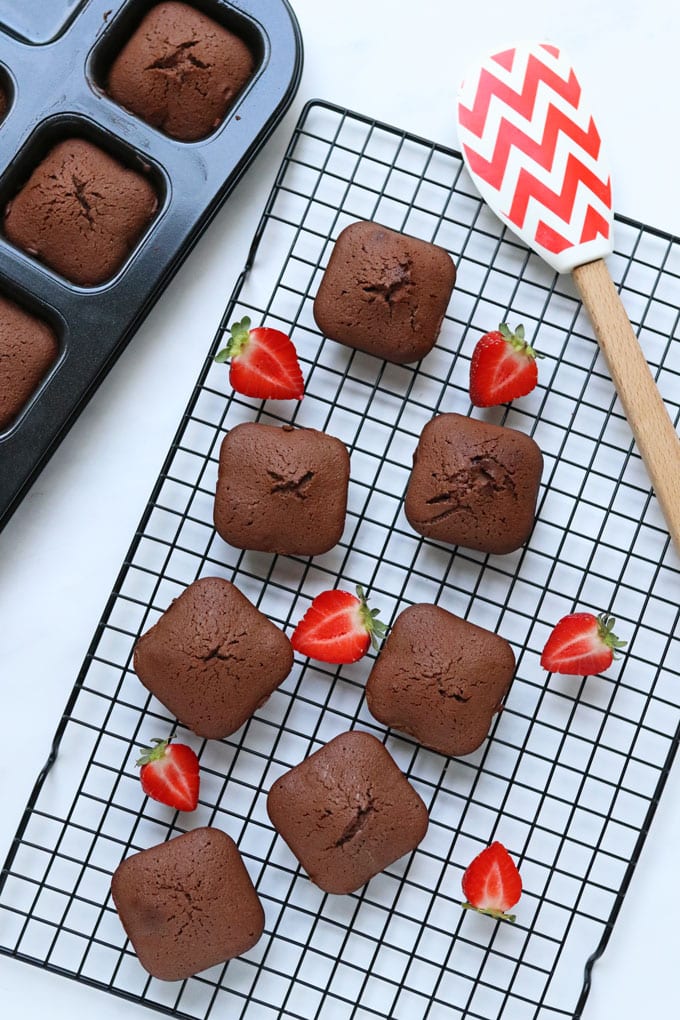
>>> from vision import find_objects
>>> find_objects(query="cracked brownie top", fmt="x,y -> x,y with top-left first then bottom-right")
133,576 -> 293,739
111,827 -> 264,980
313,220 -> 456,365
405,412 -> 543,554
106,1 -> 255,142
366,602 -> 516,757
213,421 -> 350,557
267,730 -> 429,895
3,138 -> 158,286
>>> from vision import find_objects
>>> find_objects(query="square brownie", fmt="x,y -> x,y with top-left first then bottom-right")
366,603 -> 516,757
111,827 -> 264,980
404,412 -> 543,554
313,220 -> 456,364
267,730 -> 428,894
3,138 -> 158,286
106,1 -> 255,141
0,295 -> 58,429
213,422 -> 350,557
133,576 -> 293,739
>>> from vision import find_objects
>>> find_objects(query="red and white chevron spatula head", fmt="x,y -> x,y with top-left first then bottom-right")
456,42 -> 613,274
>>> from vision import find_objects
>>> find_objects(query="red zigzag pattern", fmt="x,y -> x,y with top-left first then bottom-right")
458,48 -> 581,138
459,47 -> 611,254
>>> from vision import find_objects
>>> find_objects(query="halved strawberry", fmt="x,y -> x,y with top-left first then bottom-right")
462,841 -> 522,923
469,323 -> 541,407
290,585 -> 387,664
540,612 -> 626,676
136,737 -> 200,812
214,315 -> 304,400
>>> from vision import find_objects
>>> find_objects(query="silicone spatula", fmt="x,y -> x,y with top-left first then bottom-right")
456,41 -> 680,553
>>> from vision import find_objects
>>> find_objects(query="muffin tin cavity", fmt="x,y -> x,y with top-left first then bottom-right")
0,0 -> 88,45
2,126 -> 162,286
0,289 -> 61,432
96,1 -> 262,141
0,0 -> 302,530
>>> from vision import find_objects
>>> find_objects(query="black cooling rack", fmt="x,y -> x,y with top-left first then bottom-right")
1,99 -> 680,1020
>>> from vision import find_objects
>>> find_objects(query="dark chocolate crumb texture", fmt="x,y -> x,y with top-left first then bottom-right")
3,138 -> 158,287
366,603 -> 516,757
111,827 -> 264,981
107,1 -> 255,142
313,219 -> 456,364
405,412 -> 543,554
133,576 -> 293,739
267,730 -> 429,895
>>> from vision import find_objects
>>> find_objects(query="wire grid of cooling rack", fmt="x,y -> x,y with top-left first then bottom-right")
2,99 -> 680,1020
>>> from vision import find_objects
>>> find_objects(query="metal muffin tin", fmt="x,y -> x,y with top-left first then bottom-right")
0,0 -> 303,530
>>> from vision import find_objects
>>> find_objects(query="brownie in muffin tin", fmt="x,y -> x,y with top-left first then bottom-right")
3,138 -> 158,287
366,603 -> 516,757
107,1 -> 255,142
0,295 -> 58,429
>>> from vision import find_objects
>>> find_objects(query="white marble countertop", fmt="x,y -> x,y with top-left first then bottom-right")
1,1 -> 679,1016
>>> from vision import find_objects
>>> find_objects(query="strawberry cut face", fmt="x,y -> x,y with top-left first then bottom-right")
461,841 -> 522,922
291,586 -> 387,665
214,316 -> 304,400
469,322 -> 540,407
137,738 -> 200,812
540,611 -> 626,676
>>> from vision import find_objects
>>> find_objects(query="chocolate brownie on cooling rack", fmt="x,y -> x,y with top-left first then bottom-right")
313,219 -> 456,364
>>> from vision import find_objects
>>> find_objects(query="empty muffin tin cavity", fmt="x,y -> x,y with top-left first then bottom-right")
0,117 -> 165,287
91,0 -> 264,141
0,0 -> 88,45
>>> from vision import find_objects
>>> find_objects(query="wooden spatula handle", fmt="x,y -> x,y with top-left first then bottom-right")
572,258 -> 680,554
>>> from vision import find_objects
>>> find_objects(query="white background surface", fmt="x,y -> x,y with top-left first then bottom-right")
1,0 -> 679,1017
